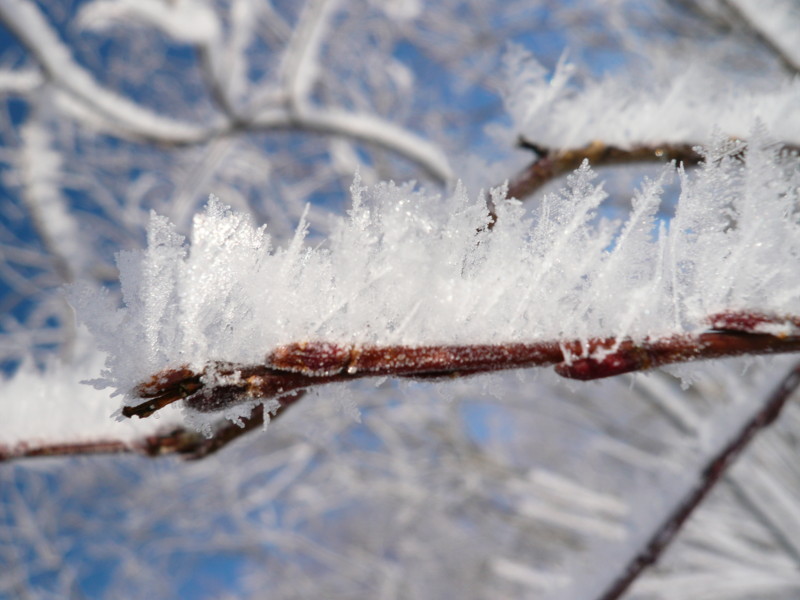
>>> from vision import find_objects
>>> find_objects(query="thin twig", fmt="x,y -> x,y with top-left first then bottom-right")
508,140 -> 701,201
596,360 -> 800,600
0,391 -> 306,463
125,310 -> 800,419
0,439 -> 133,461
507,138 -> 800,203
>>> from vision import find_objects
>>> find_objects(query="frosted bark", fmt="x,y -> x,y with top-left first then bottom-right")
70,136 -> 800,429
2,2 -> 800,599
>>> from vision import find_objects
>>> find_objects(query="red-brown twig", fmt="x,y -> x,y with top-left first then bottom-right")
0,439 -> 134,462
596,360 -> 800,600
3,311 -> 797,462
508,140 -> 701,201
125,310 -> 800,420
507,138 -> 800,203
0,396 -> 301,462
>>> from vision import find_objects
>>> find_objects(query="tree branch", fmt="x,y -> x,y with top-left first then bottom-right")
506,138 -> 800,203
2,311 -> 798,463
0,438 -> 133,461
124,310 -> 800,419
595,359 -> 800,600
0,0 -> 452,184
508,139 -> 701,201
0,392 -> 303,462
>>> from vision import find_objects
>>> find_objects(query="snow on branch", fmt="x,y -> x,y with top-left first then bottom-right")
498,47 -> 800,201
76,0 -> 221,46
69,134 -> 800,432
0,0 -> 452,183
0,0 -> 214,143
0,345 -> 187,461
251,107 -> 453,182
502,46 -> 800,152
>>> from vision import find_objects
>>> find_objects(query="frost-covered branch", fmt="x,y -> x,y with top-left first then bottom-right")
122,315 -> 800,423
67,136 -> 799,437
0,0 -> 213,143
502,46 -> 800,155
4,311 -> 796,462
0,0 -> 452,183
508,140 -> 700,200
501,43 -> 800,201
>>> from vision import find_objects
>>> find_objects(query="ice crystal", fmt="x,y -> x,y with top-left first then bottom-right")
71,136 -> 800,408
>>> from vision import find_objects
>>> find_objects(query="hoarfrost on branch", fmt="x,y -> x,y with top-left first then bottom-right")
2,1 -> 800,599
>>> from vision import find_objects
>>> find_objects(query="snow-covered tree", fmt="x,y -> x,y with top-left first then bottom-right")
0,1 -> 799,598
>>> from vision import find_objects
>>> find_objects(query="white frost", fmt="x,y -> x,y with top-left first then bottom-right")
0,0 -> 214,143
504,46 -> 800,149
0,338 -> 183,451
77,0 -> 220,46
71,135 -> 800,408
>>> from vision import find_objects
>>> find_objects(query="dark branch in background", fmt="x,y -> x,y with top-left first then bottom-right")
0,393 -> 303,462
596,360 -> 800,600
504,138 -> 800,207
508,139 -> 701,201
716,0 -> 800,75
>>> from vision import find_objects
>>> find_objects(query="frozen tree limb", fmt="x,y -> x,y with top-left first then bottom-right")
0,0 -> 214,143
503,46 -> 800,157
4,313 -> 798,463
121,311 -> 800,421
60,135 -> 798,443
0,0 -> 452,183
508,140 -> 700,200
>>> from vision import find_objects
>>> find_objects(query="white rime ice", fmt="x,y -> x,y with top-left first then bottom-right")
71,134 -> 800,412
503,46 -> 800,150
0,339 -> 184,449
